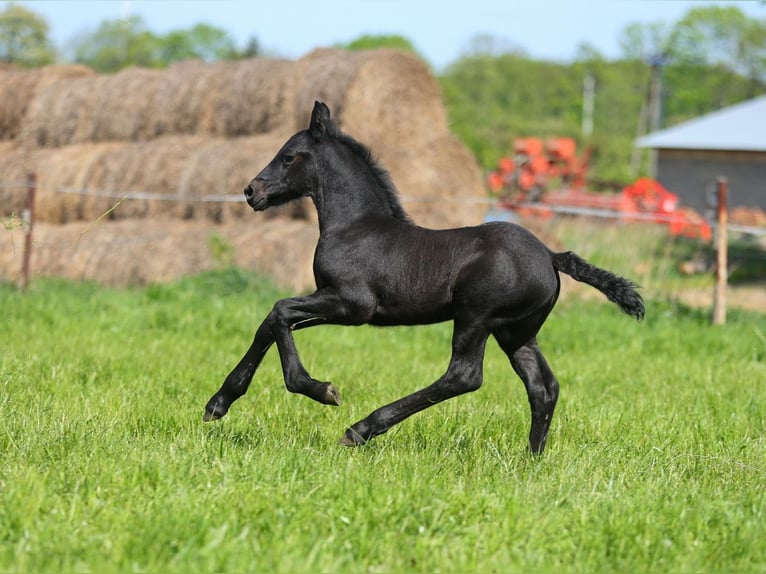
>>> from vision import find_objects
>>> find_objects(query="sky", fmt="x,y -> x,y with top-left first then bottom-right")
10,0 -> 766,70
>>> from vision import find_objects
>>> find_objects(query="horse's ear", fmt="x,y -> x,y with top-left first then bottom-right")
309,101 -> 335,138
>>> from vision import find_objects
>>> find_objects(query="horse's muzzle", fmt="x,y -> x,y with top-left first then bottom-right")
244,180 -> 268,211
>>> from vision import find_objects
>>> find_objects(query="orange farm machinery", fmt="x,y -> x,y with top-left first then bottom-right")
488,138 -> 711,240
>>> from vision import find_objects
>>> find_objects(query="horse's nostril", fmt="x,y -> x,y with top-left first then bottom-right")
244,185 -> 253,199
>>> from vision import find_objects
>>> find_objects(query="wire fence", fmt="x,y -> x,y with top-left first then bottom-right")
3,175 -> 766,233
3,174 -> 765,320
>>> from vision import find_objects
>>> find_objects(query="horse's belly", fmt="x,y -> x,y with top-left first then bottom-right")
369,290 -> 453,326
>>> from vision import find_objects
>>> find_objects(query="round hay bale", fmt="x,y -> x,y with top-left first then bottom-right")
216,58 -> 297,136
0,144 -> 34,218
148,58 -> 297,139
341,49 -> 448,149
378,134 -> 488,229
37,142 -> 128,223
80,136 -> 209,221
149,61 -> 227,137
293,48 -> 366,128
0,64 -> 94,142
20,67 -> 165,147
0,142 -> 129,223
293,48 -> 448,148
0,219 -> 318,291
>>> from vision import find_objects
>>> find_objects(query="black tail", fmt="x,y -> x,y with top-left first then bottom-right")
552,251 -> 645,321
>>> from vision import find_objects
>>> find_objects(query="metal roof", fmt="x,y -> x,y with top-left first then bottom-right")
636,94 -> 766,152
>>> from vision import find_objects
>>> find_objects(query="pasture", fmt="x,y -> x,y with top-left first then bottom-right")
1,261 -> 765,572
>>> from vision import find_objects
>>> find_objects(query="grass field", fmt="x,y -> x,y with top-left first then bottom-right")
1,267 -> 765,573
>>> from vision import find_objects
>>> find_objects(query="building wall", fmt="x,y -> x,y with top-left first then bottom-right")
656,149 -> 766,212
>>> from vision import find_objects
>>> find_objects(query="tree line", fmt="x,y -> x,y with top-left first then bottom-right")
2,2 -> 764,183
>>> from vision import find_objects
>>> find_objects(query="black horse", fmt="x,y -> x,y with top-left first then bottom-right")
204,101 -> 644,454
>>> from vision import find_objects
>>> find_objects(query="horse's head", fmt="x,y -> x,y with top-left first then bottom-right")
244,101 -> 337,211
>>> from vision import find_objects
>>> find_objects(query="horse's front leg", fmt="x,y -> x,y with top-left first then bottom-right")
266,290 -> 361,405
204,318 -> 274,421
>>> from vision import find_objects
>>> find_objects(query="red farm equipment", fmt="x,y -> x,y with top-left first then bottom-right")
488,138 -> 711,240
487,137 -> 589,200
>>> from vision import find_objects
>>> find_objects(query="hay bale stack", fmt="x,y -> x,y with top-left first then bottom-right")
149,58 -> 298,138
293,48 -> 448,146
19,59 -> 299,147
36,142 -> 129,223
0,133 -> 314,224
79,136 -> 214,221
0,65 -> 94,142
340,49 -> 448,148
293,48 -> 366,125
378,135 -> 487,229
20,67 -> 166,147
0,49 -> 490,290
0,143 -> 130,223
0,143 -> 30,216
0,219 -> 318,292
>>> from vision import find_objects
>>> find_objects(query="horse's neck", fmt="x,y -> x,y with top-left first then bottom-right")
313,172 -> 404,232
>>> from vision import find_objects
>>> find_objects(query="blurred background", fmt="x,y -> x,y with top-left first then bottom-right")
1,0 -> 764,311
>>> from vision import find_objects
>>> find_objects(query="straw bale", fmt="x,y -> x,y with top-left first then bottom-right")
148,58 -> 298,139
76,135 -> 210,220
37,142 -> 130,223
0,219 -> 318,292
20,67 -> 165,147
217,58 -> 297,136
293,49 -> 447,145
0,142 -> 132,223
376,134 -> 487,229
341,49 -> 448,149
293,48 -> 366,128
0,144 -> 33,217
0,64 -> 94,142
0,134 -> 311,224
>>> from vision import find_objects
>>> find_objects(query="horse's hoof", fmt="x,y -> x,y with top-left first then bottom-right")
203,410 -> 219,422
339,428 -> 366,447
323,383 -> 342,406
203,398 -> 229,422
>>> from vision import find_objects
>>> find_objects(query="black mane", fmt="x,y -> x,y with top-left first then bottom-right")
335,131 -> 412,224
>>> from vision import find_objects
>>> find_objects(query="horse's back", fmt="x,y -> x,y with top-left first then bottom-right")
315,217 -> 559,326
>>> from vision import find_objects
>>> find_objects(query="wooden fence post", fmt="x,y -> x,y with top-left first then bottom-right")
21,173 -> 36,292
712,177 -> 728,325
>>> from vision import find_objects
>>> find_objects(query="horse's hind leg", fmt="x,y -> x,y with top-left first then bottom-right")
494,333 -> 559,454
340,320 -> 489,446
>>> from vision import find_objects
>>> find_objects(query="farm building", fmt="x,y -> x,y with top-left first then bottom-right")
636,94 -> 766,213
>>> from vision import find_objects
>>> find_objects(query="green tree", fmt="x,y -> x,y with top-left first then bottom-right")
668,5 -> 766,88
238,36 -> 260,59
619,21 -> 673,61
344,34 -> 421,57
441,50 -> 585,170
69,15 -> 159,72
0,2 -> 56,66
157,23 -> 238,63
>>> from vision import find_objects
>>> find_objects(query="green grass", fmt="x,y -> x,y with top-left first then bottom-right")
1,270 -> 765,573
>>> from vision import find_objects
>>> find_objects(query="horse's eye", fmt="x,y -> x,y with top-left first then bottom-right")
283,154 -> 296,165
